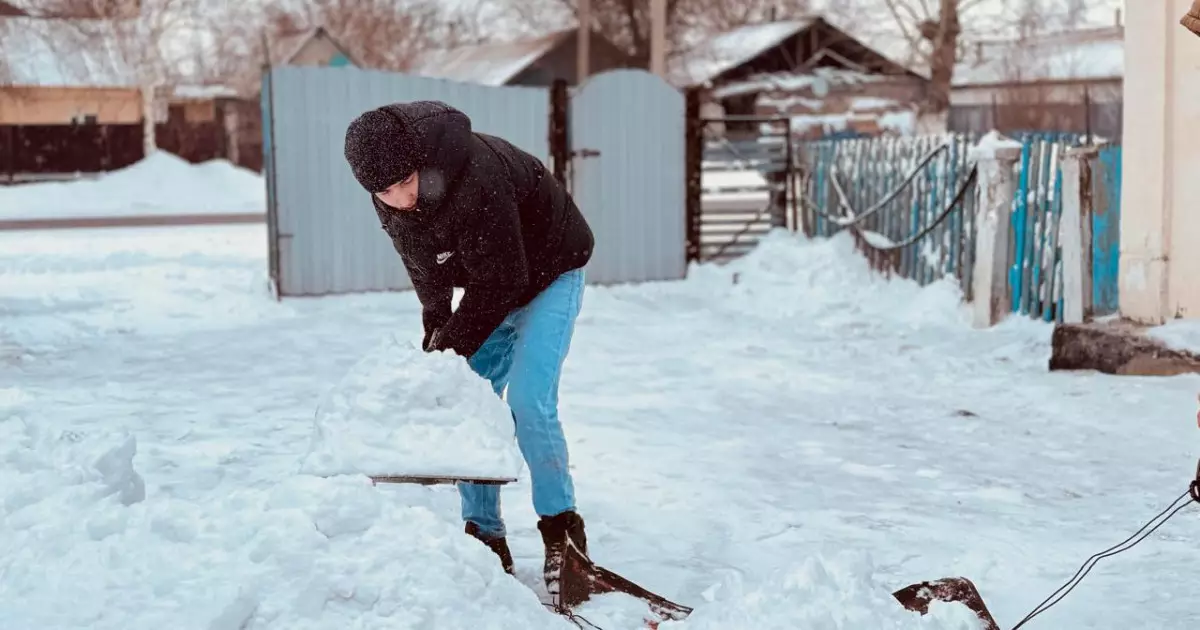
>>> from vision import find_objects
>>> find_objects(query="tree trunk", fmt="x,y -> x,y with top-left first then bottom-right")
142,85 -> 157,156
921,0 -> 960,133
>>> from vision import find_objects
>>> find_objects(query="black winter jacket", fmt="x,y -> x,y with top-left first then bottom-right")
365,101 -> 594,358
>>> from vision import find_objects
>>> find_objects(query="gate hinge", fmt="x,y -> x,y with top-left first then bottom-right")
570,148 -> 600,158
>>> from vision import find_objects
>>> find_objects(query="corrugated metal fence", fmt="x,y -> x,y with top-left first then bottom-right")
262,65 -> 685,297
797,131 -> 1122,321
262,66 -> 549,296
567,69 -> 686,285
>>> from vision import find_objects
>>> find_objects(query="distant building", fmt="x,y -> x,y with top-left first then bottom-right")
0,17 -> 141,125
407,27 -> 632,87
267,26 -> 360,69
669,16 -> 928,139
950,23 -> 1124,139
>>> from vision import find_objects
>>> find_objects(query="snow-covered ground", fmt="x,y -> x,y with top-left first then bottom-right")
0,152 -> 264,220
2,223 -> 1199,629
1149,320 -> 1200,356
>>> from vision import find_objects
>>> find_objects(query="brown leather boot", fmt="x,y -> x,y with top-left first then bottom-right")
536,510 -> 588,597
465,521 -> 514,575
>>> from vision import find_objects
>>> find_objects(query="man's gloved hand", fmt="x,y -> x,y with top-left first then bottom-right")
422,326 -> 441,350
422,327 -> 442,352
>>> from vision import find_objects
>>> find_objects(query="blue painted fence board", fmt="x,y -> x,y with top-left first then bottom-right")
1091,146 -> 1122,315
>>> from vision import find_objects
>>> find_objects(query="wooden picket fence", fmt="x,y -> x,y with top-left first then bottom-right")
797,131 -> 1123,322
797,133 -> 981,298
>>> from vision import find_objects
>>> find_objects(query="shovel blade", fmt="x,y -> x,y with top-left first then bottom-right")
557,537 -> 693,627
893,577 -> 1001,630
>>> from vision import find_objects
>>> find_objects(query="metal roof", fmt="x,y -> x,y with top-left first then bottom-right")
408,29 -> 572,86
668,18 -> 818,87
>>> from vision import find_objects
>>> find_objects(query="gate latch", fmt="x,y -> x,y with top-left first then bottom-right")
570,148 -> 601,159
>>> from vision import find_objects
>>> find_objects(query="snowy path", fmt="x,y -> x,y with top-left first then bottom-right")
2,224 -> 1199,629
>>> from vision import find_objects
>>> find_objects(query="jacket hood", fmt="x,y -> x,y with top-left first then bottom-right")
343,100 -> 474,227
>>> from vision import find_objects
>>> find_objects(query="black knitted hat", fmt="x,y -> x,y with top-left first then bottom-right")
343,108 -> 418,193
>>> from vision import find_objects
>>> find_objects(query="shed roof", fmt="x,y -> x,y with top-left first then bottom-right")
669,16 -> 919,88
669,18 -> 819,87
408,29 -> 574,86
269,25 -> 361,67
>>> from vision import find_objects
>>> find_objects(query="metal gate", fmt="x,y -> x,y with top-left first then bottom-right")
690,116 -> 796,264
262,66 -> 688,297
567,69 -> 687,284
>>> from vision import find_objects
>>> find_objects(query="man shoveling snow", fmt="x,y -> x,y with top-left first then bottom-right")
342,100 -> 595,598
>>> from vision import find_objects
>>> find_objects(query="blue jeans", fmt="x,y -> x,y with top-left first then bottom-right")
460,268 -> 585,539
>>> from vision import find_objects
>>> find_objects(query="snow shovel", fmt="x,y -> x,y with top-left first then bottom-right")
893,577 -> 1001,630
893,457 -> 1200,630
368,474 -> 518,486
553,535 -> 693,629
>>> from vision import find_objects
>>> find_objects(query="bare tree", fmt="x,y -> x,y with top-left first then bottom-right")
504,0 -> 813,70
189,0 -> 479,95
676,0 -> 814,35
261,0 -> 455,70
19,0 -> 199,151
877,0 -> 991,130
1062,0 -> 1087,29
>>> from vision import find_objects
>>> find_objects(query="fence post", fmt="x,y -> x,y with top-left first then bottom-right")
549,79 -> 569,187
968,132 -> 1022,328
684,88 -> 702,264
1060,146 -> 1099,324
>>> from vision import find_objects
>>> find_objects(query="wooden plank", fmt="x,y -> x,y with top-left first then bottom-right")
1059,150 -> 1085,324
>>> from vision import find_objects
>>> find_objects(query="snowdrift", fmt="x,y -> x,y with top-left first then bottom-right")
583,228 -> 978,336
0,151 -> 264,219
1149,320 -> 1200,356
0,394 -> 982,629
0,230 -> 1026,628
298,333 -> 524,481
0,393 -> 549,629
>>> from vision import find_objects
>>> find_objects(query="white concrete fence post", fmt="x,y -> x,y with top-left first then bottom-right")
1060,146 -> 1099,324
968,132 -> 1023,328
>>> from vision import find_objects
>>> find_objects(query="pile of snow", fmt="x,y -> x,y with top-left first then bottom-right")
682,229 -> 972,332
788,108 -> 916,138
969,130 -> 1023,160
662,554 -> 983,629
299,333 -> 524,481
0,400 -> 551,629
0,376 -> 983,630
0,152 -> 264,220
1148,320 -> 1200,356
2,224 -> 1104,629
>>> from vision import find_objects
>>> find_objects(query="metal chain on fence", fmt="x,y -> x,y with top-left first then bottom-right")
801,139 -> 955,228
798,137 -> 979,253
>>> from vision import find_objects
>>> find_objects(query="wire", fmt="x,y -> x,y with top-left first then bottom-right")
1009,487 -> 1199,629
